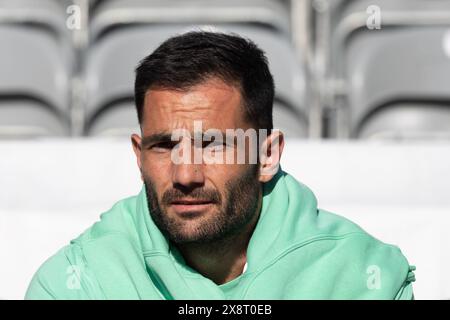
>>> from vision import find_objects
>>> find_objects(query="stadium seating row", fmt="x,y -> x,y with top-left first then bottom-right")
1,0 -> 450,139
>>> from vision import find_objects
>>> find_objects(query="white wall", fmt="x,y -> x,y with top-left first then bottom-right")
0,138 -> 449,299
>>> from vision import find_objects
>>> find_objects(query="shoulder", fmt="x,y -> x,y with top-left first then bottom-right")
311,209 -> 416,299
25,244 -> 104,299
316,209 -> 411,266
75,194 -> 140,245
25,194 -> 140,300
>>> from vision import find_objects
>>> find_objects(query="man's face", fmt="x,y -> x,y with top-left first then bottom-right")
131,78 -> 263,244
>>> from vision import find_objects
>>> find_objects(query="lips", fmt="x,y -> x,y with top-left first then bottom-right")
169,198 -> 215,216
171,199 -> 213,205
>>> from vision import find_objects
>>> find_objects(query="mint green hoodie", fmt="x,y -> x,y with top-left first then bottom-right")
25,170 -> 415,299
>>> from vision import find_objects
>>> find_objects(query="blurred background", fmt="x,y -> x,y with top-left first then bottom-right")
0,0 -> 449,299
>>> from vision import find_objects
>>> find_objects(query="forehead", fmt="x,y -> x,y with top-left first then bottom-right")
140,78 -> 252,135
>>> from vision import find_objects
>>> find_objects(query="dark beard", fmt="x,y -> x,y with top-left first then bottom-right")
144,165 -> 260,245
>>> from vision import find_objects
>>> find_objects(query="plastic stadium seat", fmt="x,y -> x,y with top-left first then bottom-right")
327,0 -> 450,139
84,25 -> 307,138
89,0 -> 291,42
0,28 -> 72,137
0,0 -> 73,138
0,0 -> 73,137
357,104 -> 450,140
330,0 -> 450,31
87,101 -> 136,137
345,27 -> 450,139
0,0 -> 69,39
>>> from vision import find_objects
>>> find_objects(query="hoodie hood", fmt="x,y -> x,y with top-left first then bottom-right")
26,169 -> 415,300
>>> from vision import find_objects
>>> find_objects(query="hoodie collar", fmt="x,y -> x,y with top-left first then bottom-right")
134,168 -> 319,276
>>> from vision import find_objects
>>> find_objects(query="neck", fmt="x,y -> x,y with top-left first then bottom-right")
175,200 -> 261,285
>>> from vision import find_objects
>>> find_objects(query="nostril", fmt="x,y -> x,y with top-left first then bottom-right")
172,163 -> 205,187
173,182 -> 205,194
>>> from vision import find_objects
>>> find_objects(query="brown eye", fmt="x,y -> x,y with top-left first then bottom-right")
151,141 -> 177,151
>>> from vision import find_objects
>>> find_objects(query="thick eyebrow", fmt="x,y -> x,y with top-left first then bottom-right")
141,133 -> 176,148
140,130 -> 240,148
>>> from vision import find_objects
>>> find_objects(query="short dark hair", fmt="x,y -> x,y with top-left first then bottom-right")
134,31 -> 274,131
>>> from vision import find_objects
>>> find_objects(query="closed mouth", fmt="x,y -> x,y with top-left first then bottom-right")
170,199 -> 214,205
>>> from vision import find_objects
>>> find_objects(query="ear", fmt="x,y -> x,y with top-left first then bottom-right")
258,130 -> 284,183
131,133 -> 144,181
